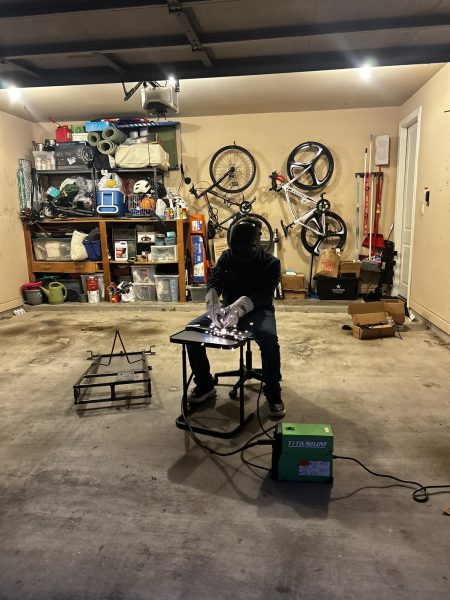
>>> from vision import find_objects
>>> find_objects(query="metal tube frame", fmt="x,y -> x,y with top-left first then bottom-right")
175,340 -> 254,438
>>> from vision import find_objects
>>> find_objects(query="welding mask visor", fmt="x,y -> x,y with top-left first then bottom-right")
228,218 -> 262,264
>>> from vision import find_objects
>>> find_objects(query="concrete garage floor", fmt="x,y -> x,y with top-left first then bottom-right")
0,307 -> 449,600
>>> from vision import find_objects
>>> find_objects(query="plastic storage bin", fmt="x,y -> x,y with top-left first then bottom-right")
131,265 -> 156,283
133,282 -> 157,301
150,245 -> 178,263
33,238 -> 71,261
84,121 -> 112,132
96,190 -> 126,217
32,151 -> 56,170
315,276 -> 359,300
83,239 -> 102,260
154,274 -> 179,302
187,285 -> 207,303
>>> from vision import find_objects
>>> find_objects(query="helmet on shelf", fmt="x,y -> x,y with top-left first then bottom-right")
133,179 -> 151,194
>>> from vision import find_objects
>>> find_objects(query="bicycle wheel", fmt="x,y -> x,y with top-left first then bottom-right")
300,210 -> 347,255
287,141 -> 334,191
226,213 -> 274,252
209,145 -> 256,194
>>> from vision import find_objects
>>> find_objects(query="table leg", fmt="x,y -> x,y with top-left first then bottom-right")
239,343 -> 245,424
182,343 -> 188,413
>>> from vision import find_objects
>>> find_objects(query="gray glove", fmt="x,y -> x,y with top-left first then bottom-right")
222,296 -> 254,329
206,288 -> 223,328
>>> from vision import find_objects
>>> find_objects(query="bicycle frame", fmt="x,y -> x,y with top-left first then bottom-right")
190,168 -> 254,232
276,173 -> 325,235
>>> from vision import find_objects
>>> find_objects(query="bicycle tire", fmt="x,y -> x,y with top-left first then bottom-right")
287,141 -> 334,191
300,210 -> 347,255
226,212 -> 274,252
209,145 -> 256,194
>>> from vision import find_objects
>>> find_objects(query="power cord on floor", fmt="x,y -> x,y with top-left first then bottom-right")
333,454 -> 450,503
181,362 -> 450,499
181,375 -> 276,464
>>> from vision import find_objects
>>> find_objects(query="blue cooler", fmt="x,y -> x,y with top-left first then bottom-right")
96,190 -> 126,217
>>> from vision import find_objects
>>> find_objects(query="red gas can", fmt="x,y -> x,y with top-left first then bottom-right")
55,125 -> 72,142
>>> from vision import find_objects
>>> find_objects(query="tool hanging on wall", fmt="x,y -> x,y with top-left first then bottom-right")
363,145 -> 370,237
362,135 -> 390,257
354,169 -> 361,261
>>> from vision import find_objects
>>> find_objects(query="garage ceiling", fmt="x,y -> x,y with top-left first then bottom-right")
0,64 -> 444,122
1,0 -> 450,88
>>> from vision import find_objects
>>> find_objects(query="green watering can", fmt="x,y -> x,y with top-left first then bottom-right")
41,281 -> 67,304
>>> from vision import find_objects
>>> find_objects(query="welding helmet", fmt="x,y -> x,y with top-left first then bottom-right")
228,217 -> 262,264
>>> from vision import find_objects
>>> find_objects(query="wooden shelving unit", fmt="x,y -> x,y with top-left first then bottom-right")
23,217 -> 189,302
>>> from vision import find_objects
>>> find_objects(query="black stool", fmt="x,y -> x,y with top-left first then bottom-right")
214,337 -> 263,398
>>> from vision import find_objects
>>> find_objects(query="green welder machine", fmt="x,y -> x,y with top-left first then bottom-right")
271,423 -> 334,482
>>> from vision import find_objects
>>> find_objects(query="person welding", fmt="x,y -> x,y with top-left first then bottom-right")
186,217 -> 285,418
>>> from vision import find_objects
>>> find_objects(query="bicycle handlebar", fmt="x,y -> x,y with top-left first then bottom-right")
269,171 -> 286,192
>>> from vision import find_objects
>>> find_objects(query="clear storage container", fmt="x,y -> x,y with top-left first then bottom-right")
131,265 -> 156,283
133,282 -> 157,301
187,285 -> 208,303
33,238 -> 71,261
154,274 -> 179,302
32,151 -> 56,170
150,245 -> 178,263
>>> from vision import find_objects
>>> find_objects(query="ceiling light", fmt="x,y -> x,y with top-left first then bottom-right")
358,64 -> 372,81
8,85 -> 21,102
167,76 -> 176,86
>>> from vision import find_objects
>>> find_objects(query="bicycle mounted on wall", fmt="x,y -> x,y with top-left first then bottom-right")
185,144 -> 274,250
270,141 -> 347,255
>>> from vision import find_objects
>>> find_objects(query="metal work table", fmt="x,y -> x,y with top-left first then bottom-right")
170,327 -> 255,438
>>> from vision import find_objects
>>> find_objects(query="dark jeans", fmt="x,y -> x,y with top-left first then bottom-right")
186,308 -> 282,400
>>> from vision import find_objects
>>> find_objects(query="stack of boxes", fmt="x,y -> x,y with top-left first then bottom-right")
281,274 -> 307,300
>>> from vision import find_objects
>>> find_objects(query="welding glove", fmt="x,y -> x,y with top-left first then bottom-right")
222,296 -> 254,329
205,288 -> 223,328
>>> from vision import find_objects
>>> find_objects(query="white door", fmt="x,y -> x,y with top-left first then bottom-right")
398,122 -> 418,300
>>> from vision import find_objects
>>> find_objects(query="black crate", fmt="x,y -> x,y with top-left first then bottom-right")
316,276 -> 359,300
55,142 -> 91,169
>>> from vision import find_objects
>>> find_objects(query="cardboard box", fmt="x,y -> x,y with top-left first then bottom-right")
213,237 -> 228,262
348,301 -> 396,340
283,289 -> 308,300
340,261 -> 362,278
281,274 -> 305,291
383,298 -> 406,325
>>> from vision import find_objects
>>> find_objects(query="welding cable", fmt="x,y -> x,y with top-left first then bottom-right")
181,369 -> 275,459
333,454 -> 450,503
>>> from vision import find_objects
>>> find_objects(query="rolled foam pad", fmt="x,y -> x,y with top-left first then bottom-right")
87,131 -> 102,146
97,140 -> 117,155
102,126 -> 127,144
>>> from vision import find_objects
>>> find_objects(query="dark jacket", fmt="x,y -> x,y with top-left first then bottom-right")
207,249 -> 280,311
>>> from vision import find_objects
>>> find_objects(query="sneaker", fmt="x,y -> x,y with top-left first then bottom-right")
267,398 -> 286,418
187,385 -> 217,404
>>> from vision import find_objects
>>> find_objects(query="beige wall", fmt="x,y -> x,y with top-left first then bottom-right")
173,108 -> 400,274
399,64 -> 450,334
0,111 -> 33,311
